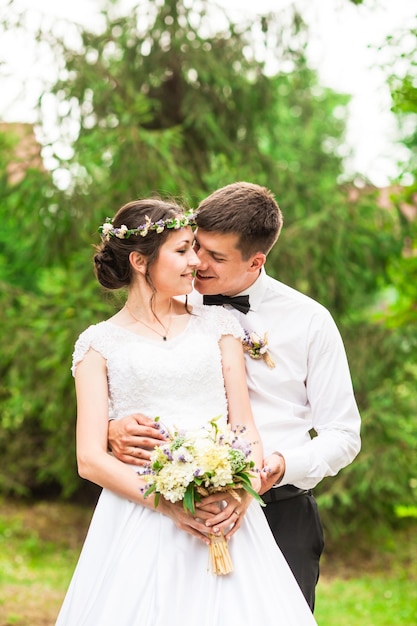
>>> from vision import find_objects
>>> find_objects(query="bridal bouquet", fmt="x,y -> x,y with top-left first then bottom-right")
143,417 -> 263,575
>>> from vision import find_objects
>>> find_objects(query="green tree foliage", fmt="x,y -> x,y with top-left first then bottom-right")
387,24 -> 417,174
35,4 -> 340,219
0,0 -> 415,537
317,321 -> 417,536
329,17 -> 417,534
384,19 -> 417,324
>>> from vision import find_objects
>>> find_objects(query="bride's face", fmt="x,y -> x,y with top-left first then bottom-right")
150,227 -> 200,297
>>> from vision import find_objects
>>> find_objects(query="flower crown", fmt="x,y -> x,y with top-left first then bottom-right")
99,211 -> 197,241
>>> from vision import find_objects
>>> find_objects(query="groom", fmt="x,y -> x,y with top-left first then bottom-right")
108,181 -> 361,610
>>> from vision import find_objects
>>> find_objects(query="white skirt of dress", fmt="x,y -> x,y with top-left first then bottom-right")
56,489 -> 317,626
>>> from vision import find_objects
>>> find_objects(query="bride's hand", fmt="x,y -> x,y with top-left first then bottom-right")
195,490 -> 253,540
158,499 -> 212,545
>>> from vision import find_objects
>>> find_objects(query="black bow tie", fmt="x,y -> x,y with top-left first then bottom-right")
203,294 -> 250,314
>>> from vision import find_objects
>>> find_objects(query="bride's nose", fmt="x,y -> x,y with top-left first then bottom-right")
194,247 -> 208,269
189,248 -> 201,268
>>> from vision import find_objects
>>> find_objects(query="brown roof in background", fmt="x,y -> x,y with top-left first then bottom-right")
0,122 -> 44,184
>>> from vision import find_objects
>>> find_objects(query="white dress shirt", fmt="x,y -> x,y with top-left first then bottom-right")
192,268 -> 361,490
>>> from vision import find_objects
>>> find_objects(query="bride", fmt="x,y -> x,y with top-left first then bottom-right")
55,197 -> 317,625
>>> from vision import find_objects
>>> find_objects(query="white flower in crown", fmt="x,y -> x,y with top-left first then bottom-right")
115,224 -> 128,238
101,222 -> 113,239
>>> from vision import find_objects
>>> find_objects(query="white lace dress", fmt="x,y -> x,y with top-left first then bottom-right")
56,305 -> 316,626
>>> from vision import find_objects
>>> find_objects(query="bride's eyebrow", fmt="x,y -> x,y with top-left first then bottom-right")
177,238 -> 193,245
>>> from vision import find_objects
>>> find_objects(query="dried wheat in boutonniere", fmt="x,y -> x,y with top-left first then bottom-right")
142,417 -> 264,575
242,329 -> 275,368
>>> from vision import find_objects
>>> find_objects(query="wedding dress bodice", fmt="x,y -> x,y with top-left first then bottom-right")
72,304 -> 243,432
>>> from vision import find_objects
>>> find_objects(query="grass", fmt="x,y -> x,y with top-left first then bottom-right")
315,521 -> 417,626
0,497 -> 416,625
0,499 -> 90,626
316,576 -> 417,625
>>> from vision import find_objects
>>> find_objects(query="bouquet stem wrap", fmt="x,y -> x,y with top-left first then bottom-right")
209,532 -> 233,575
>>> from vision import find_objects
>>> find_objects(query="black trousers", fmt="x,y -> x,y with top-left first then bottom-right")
262,487 -> 324,612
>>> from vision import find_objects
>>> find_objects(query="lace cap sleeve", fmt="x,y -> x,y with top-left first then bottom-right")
196,304 -> 244,341
71,324 -> 103,377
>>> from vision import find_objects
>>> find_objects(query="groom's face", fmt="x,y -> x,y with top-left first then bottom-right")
193,229 -> 257,296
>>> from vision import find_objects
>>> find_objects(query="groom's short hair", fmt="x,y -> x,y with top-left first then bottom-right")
196,182 -> 283,259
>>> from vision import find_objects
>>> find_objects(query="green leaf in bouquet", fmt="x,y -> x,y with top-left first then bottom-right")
235,472 -> 265,507
183,484 -> 196,514
144,482 -> 157,500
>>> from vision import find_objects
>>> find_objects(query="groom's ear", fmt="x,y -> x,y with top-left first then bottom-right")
248,252 -> 266,273
129,251 -> 147,275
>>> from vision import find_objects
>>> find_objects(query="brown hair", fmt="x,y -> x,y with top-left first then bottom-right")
196,182 -> 283,259
94,198 -> 186,290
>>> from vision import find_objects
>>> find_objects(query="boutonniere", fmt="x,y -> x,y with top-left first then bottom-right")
242,330 -> 275,369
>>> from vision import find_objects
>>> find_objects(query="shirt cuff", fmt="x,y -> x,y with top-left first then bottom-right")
278,447 -> 312,487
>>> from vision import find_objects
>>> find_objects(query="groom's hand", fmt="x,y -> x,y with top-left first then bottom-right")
108,414 -> 166,466
259,452 -> 286,494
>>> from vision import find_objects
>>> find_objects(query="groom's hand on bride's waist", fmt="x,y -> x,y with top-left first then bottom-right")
108,413 -> 166,466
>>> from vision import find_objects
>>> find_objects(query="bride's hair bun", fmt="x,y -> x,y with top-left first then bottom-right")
94,246 -> 128,290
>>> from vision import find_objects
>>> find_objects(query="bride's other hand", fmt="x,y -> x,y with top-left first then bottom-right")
159,500 -> 212,545
196,490 -> 252,540
108,413 -> 166,466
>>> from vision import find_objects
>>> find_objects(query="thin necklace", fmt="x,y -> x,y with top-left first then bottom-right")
125,300 -> 173,341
